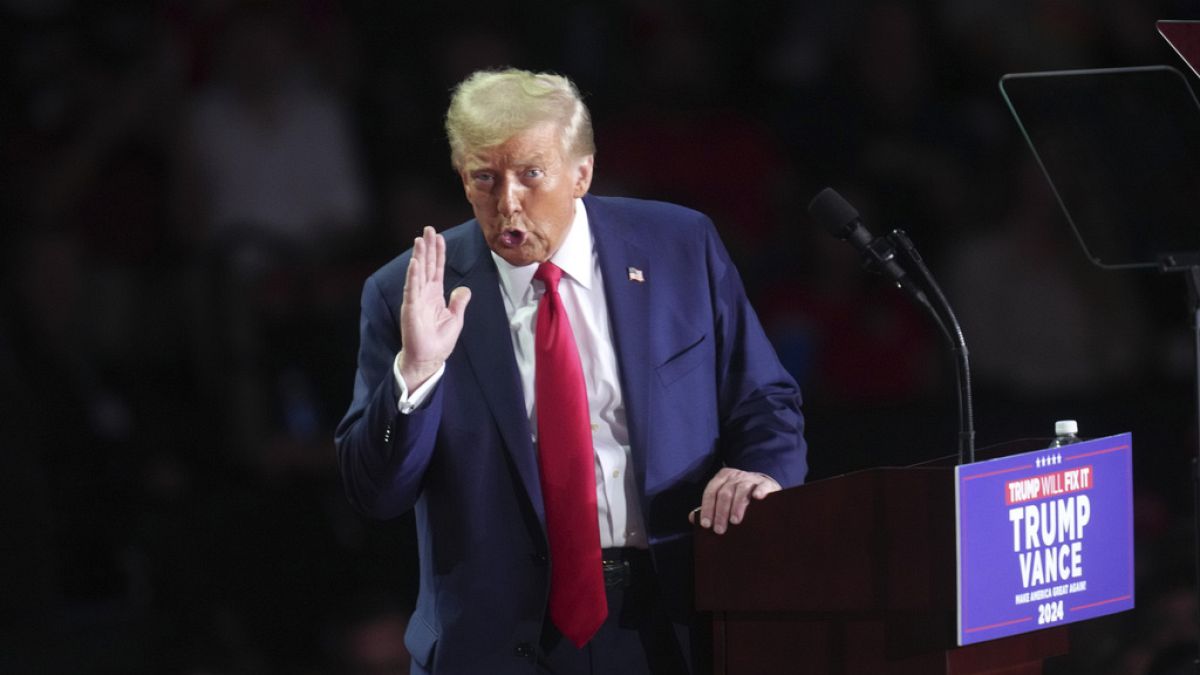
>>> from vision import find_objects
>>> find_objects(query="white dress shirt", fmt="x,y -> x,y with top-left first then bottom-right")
394,199 -> 648,549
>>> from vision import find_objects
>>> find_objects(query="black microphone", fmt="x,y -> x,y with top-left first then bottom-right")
806,187 -> 929,307
806,186 -> 976,464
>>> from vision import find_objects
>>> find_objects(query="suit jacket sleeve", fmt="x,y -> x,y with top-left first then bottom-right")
334,270 -> 441,519
705,219 -> 808,488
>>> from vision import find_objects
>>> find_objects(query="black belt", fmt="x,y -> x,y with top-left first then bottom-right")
601,547 -> 649,589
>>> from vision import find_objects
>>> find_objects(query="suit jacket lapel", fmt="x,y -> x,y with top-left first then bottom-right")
445,226 -> 546,528
587,197 -> 653,492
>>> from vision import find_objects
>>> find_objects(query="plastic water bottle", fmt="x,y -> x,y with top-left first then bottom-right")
1050,420 -> 1080,448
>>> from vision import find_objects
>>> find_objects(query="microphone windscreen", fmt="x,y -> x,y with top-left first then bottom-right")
807,188 -> 860,239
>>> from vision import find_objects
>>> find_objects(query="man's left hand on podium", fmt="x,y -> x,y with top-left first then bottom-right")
690,468 -> 781,535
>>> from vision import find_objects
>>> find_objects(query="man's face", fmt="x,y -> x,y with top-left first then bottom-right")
459,122 -> 594,267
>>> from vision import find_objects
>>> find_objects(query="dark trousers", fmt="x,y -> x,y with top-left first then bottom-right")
536,549 -> 706,675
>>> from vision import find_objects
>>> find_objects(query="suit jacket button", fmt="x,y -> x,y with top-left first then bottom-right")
514,642 -> 534,659
531,552 -> 548,565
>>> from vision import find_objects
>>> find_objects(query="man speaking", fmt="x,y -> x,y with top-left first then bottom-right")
335,68 -> 807,675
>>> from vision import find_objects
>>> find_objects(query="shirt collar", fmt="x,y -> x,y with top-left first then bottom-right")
491,198 -> 593,306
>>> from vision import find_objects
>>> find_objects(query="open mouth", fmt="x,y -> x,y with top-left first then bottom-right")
498,229 -> 528,248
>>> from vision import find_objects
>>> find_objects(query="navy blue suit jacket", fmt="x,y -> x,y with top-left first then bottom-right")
335,195 -> 807,674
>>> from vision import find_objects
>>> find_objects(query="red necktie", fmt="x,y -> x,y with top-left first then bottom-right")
533,261 -> 606,647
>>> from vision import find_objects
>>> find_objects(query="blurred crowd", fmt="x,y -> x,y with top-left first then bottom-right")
1,0 -> 1199,673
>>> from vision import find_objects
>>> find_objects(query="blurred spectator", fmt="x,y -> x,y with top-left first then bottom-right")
594,1 -> 793,263
176,4 -> 365,249
0,228 -> 143,671
944,162 -> 1147,399
174,4 -> 369,463
760,210 -> 940,409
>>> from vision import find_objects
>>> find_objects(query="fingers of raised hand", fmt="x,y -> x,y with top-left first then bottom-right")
405,227 -> 446,300
423,226 -> 438,283
406,235 -> 426,294
433,228 -> 446,285
447,285 -> 472,319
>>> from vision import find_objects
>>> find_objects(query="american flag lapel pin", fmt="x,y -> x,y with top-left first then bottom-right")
627,267 -> 645,283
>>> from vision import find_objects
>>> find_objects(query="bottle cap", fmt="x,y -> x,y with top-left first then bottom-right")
1054,420 -> 1078,436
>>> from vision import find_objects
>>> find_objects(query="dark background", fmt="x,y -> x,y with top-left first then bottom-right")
3,1 -> 1200,673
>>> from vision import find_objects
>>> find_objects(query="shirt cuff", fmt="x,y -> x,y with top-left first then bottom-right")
393,353 -> 445,414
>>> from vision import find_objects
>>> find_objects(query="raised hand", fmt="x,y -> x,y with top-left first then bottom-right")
397,226 -> 472,390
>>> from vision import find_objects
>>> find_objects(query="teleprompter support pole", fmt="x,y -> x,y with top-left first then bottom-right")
1157,255 -> 1200,672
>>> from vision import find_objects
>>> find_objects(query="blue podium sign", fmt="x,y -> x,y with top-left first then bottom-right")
955,433 -> 1134,646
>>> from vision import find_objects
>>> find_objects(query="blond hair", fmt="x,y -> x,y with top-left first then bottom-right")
445,68 -> 594,169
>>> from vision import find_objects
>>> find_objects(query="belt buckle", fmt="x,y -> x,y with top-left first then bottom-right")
602,559 -> 631,589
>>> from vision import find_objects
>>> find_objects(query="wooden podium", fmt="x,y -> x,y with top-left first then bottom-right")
694,467 -> 1069,674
